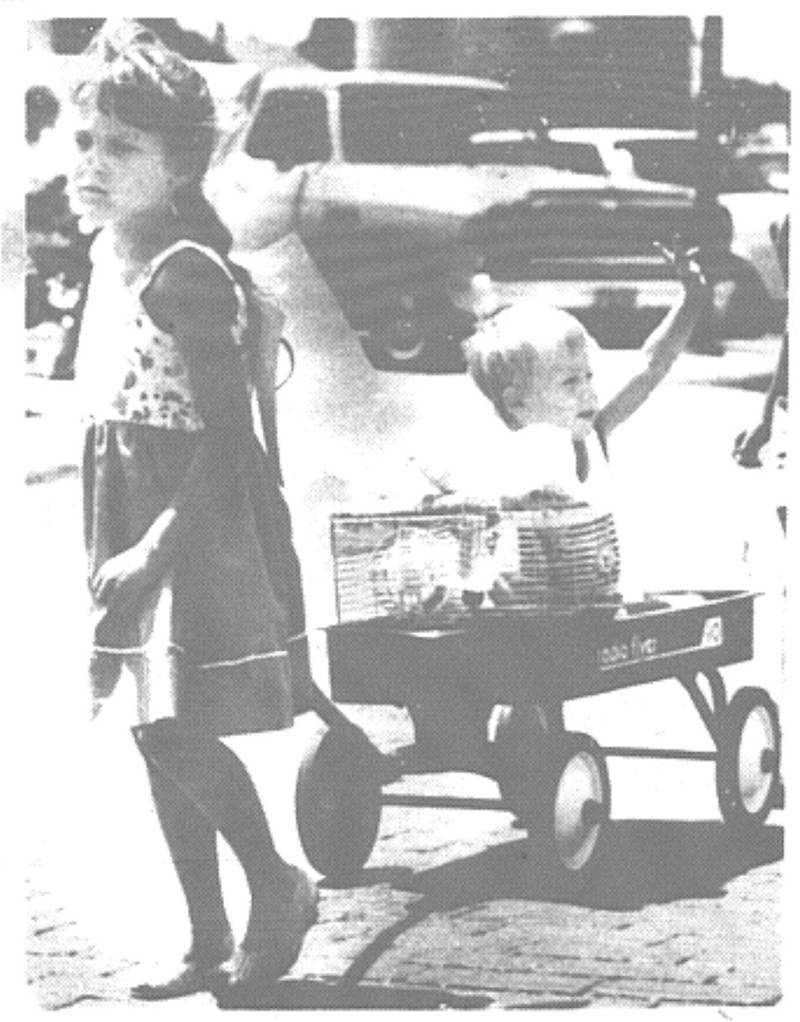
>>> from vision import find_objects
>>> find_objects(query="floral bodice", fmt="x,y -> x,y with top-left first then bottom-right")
76,235 -> 247,431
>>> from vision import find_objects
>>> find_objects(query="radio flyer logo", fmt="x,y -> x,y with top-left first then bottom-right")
700,616 -> 724,649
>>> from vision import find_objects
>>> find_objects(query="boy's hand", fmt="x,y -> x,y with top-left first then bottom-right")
733,422 -> 771,468
654,238 -> 708,288
90,544 -> 160,614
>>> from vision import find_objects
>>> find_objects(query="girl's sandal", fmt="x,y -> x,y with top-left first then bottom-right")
130,936 -> 234,1001
130,959 -> 227,1001
218,869 -> 319,995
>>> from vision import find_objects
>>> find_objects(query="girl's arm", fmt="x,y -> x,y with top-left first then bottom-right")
595,244 -> 710,438
91,249 -> 253,611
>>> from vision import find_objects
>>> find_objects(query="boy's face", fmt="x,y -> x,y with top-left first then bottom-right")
515,329 -> 600,438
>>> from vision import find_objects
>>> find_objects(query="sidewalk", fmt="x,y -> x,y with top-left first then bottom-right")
23,702 -> 783,1012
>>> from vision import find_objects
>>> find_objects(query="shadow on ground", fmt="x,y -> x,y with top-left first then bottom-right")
215,979 -> 492,1010
345,819 -> 782,912
330,818 -> 782,991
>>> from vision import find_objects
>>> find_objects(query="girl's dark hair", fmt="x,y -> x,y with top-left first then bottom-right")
72,20 -> 263,346
71,19 -> 233,257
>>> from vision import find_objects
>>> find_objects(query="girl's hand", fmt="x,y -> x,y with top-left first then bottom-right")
654,238 -> 708,289
90,544 -> 160,613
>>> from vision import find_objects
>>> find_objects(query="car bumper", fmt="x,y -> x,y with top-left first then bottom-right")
490,277 -> 685,310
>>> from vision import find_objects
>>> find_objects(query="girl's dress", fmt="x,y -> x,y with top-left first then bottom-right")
77,232 -> 310,736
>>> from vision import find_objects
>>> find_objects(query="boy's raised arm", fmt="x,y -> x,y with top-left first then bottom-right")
596,243 -> 711,437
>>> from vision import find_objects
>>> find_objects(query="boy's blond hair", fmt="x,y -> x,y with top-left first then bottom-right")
463,298 -> 592,429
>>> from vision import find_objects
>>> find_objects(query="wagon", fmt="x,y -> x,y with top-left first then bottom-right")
295,511 -> 782,896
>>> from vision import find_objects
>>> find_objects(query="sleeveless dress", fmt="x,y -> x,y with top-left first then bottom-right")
77,232 -> 310,735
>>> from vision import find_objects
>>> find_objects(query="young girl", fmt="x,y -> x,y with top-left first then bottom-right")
68,22 -> 317,999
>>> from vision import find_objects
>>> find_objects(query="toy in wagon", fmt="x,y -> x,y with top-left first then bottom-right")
330,489 -> 623,623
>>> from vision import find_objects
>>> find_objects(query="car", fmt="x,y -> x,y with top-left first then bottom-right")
600,126 -> 789,336
206,68 -> 741,366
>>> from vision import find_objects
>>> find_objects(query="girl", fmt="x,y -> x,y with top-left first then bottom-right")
68,22 -> 317,999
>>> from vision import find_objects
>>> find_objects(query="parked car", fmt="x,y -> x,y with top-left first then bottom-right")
597,127 -> 789,336
206,68 -> 742,366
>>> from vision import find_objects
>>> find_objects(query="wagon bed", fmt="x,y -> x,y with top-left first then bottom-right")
327,590 -> 755,706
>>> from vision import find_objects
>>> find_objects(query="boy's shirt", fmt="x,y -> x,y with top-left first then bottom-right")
415,386 -> 614,511
413,389 -> 652,600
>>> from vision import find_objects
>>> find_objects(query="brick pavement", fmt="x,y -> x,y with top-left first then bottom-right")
23,705 -> 783,1012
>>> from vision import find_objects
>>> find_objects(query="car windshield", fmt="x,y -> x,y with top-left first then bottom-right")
340,83 -> 508,164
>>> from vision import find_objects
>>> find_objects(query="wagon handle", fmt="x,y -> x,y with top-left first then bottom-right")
307,681 -> 403,783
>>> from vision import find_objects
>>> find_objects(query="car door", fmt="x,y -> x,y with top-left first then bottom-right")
206,83 -> 332,251
299,81 -> 503,364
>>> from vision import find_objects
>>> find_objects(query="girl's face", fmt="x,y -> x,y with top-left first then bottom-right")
516,330 -> 600,438
67,107 -> 180,230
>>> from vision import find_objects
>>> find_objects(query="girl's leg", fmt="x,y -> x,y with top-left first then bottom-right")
146,764 -> 234,959
131,718 -> 317,989
130,764 -> 234,1000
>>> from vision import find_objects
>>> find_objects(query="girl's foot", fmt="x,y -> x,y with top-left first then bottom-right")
220,869 -> 319,992
130,938 -> 234,1001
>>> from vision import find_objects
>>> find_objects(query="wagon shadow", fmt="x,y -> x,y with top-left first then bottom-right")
330,819 -> 781,991
383,818 -> 783,911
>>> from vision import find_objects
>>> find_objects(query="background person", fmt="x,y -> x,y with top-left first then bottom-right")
733,216 -> 788,534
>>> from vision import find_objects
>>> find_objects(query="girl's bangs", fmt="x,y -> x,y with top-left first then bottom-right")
72,75 -> 214,141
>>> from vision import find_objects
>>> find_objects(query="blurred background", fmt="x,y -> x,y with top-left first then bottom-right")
25,15 -> 789,377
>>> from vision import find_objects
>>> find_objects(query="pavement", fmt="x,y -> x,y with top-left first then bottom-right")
21,703 -> 784,1012
17,335 -> 787,1013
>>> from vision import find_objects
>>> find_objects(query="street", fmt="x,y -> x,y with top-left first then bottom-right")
18,256 -> 786,1010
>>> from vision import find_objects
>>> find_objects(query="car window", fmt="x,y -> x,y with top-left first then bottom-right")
615,139 -> 705,187
245,88 -> 331,169
469,137 -> 606,174
618,138 -> 787,193
340,84 -> 499,164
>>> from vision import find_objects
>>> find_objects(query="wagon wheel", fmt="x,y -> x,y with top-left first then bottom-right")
489,702 -> 564,816
295,726 -> 383,883
523,732 -> 610,898
715,687 -> 781,832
